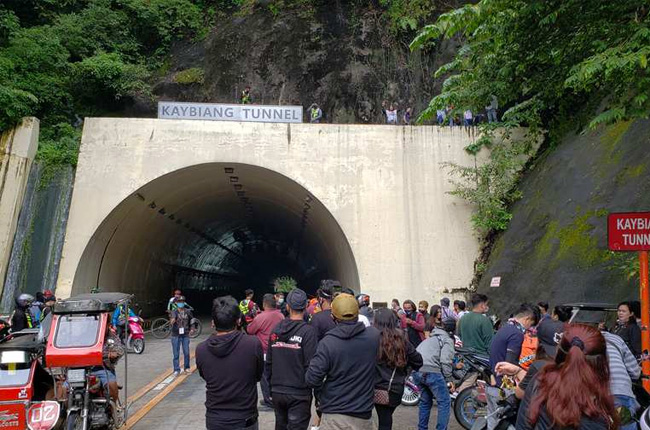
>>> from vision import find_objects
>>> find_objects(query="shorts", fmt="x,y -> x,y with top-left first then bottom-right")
91,369 -> 116,387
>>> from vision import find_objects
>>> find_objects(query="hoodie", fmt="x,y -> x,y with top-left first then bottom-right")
305,321 -> 380,419
416,328 -> 455,380
196,331 -> 263,425
267,319 -> 318,397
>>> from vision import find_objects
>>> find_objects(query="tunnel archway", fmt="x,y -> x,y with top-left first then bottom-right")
71,163 -> 359,315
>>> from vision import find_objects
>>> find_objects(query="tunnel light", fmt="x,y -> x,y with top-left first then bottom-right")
305,195 -> 313,203
224,167 -> 234,174
237,191 -> 245,197
135,193 -> 145,201
233,184 -> 243,190
304,203 -> 311,210
230,176 -> 239,183
148,201 -> 157,209
158,208 -> 166,215
168,214 -> 175,220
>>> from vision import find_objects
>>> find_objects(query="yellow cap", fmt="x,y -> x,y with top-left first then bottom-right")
331,293 -> 359,321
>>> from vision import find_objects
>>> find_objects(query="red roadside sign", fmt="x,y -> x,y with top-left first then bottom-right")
608,211 -> 650,393
608,212 -> 650,251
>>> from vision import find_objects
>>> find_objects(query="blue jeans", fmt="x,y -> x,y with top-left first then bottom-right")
413,372 -> 451,430
614,395 -> 639,430
171,335 -> 190,372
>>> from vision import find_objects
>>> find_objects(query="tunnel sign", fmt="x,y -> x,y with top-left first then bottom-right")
158,101 -> 303,123
608,212 -> 650,251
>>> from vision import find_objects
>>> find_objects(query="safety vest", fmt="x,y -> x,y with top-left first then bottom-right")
26,311 -> 33,329
241,91 -> 251,104
311,108 -> 319,119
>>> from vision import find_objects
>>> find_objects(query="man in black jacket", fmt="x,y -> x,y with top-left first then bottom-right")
196,296 -> 264,430
267,288 -> 317,430
305,293 -> 379,430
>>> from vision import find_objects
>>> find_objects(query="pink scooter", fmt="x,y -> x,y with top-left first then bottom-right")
126,315 -> 145,354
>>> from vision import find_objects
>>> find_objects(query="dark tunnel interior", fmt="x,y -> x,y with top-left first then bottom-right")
71,163 -> 359,316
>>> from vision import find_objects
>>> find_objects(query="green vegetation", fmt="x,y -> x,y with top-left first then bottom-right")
412,0 -> 650,237
273,276 -> 297,293
174,68 -> 205,85
0,0 -> 203,178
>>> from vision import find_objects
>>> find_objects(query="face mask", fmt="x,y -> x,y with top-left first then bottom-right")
177,303 -> 185,308
278,298 -> 284,305
419,309 -> 426,313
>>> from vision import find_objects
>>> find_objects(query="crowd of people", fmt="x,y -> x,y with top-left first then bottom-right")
189,283 -> 648,430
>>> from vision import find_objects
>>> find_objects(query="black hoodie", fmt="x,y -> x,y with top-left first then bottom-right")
196,331 -> 263,425
266,319 -> 318,397
305,321 -> 380,419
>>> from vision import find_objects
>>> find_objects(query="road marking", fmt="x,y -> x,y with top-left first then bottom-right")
123,365 -> 197,430
126,350 -> 196,404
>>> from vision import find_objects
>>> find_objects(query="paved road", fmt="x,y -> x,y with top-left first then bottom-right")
131,363 -> 464,430
117,326 -> 464,430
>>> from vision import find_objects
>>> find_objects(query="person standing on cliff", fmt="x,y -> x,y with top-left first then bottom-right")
309,103 -> 323,123
241,86 -> 252,104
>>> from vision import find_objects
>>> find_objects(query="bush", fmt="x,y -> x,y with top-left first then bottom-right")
173,67 -> 204,84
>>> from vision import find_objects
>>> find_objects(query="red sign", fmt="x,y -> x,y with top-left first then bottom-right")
608,212 -> 650,251
0,403 -> 26,430
27,402 -> 60,430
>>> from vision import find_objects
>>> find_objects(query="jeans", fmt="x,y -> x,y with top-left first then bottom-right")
464,118 -> 472,127
614,395 -> 640,430
261,359 -> 272,405
413,372 -> 450,430
437,115 -> 445,125
487,109 -> 497,123
171,335 -> 190,372
375,404 -> 397,430
273,393 -> 312,430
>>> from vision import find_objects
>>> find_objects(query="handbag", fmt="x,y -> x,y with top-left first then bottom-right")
374,368 -> 397,405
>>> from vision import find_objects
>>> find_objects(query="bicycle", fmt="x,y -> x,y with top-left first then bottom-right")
151,305 -> 202,339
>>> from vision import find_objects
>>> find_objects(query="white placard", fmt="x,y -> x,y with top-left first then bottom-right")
490,276 -> 501,287
158,101 -> 303,123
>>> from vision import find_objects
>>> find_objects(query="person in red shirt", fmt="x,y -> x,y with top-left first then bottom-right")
247,293 -> 285,409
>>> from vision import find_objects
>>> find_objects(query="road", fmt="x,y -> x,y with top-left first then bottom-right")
120,330 -> 464,430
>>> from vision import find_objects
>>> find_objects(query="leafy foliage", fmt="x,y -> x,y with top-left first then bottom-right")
413,0 -> 650,237
0,0 -> 203,179
274,276 -> 298,293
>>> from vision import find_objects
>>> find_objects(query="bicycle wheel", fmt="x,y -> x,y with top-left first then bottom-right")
151,318 -> 171,339
189,318 -> 202,339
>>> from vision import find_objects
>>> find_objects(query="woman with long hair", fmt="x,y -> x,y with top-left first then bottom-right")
612,301 -> 642,357
373,308 -> 423,430
516,324 -> 619,430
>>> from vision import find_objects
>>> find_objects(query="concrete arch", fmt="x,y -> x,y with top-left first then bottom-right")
71,163 -> 359,314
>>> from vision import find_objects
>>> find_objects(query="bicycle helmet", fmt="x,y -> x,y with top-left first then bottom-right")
357,294 -> 370,307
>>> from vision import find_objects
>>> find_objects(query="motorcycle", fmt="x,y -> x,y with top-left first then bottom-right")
401,374 -> 421,406
453,348 -> 493,430
125,314 -> 145,354
46,293 -> 133,430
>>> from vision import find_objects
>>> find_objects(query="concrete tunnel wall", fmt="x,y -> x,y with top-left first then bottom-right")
71,163 -> 358,314
57,118 -> 489,314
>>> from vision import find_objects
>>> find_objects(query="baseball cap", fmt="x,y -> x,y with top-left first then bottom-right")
286,288 -> 308,310
537,320 -> 565,357
332,294 -> 359,321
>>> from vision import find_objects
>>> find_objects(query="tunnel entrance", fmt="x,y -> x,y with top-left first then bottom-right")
71,163 -> 359,316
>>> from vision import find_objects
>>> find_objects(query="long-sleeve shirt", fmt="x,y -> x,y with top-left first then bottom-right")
246,309 -> 284,354
603,331 -> 641,399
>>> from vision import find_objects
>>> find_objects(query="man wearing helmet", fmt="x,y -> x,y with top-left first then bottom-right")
357,293 -> 373,325
11,293 -> 35,332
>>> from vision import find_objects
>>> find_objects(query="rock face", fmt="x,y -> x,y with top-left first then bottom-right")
478,120 -> 650,316
151,3 -> 460,123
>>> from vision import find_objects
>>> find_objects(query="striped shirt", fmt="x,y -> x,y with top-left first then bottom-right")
603,331 -> 640,398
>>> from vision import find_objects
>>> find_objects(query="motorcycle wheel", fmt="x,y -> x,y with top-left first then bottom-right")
401,383 -> 420,406
189,319 -> 202,339
132,338 -> 145,354
454,386 -> 487,430
151,318 -> 171,339
66,410 -> 83,430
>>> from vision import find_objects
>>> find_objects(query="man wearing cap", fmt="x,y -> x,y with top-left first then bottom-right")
305,294 -> 380,430
267,288 -> 318,430
247,293 -> 286,408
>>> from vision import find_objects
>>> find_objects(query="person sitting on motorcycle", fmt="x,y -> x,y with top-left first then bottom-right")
41,294 -> 56,321
91,323 -> 125,403
10,293 -> 35,332
112,303 -> 137,342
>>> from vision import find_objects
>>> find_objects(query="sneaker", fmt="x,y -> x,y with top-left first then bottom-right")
310,427 -> 320,430
450,391 -> 458,400
173,371 -> 180,377
183,369 -> 191,374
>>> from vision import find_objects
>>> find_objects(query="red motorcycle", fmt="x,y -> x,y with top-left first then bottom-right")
125,314 -> 145,354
